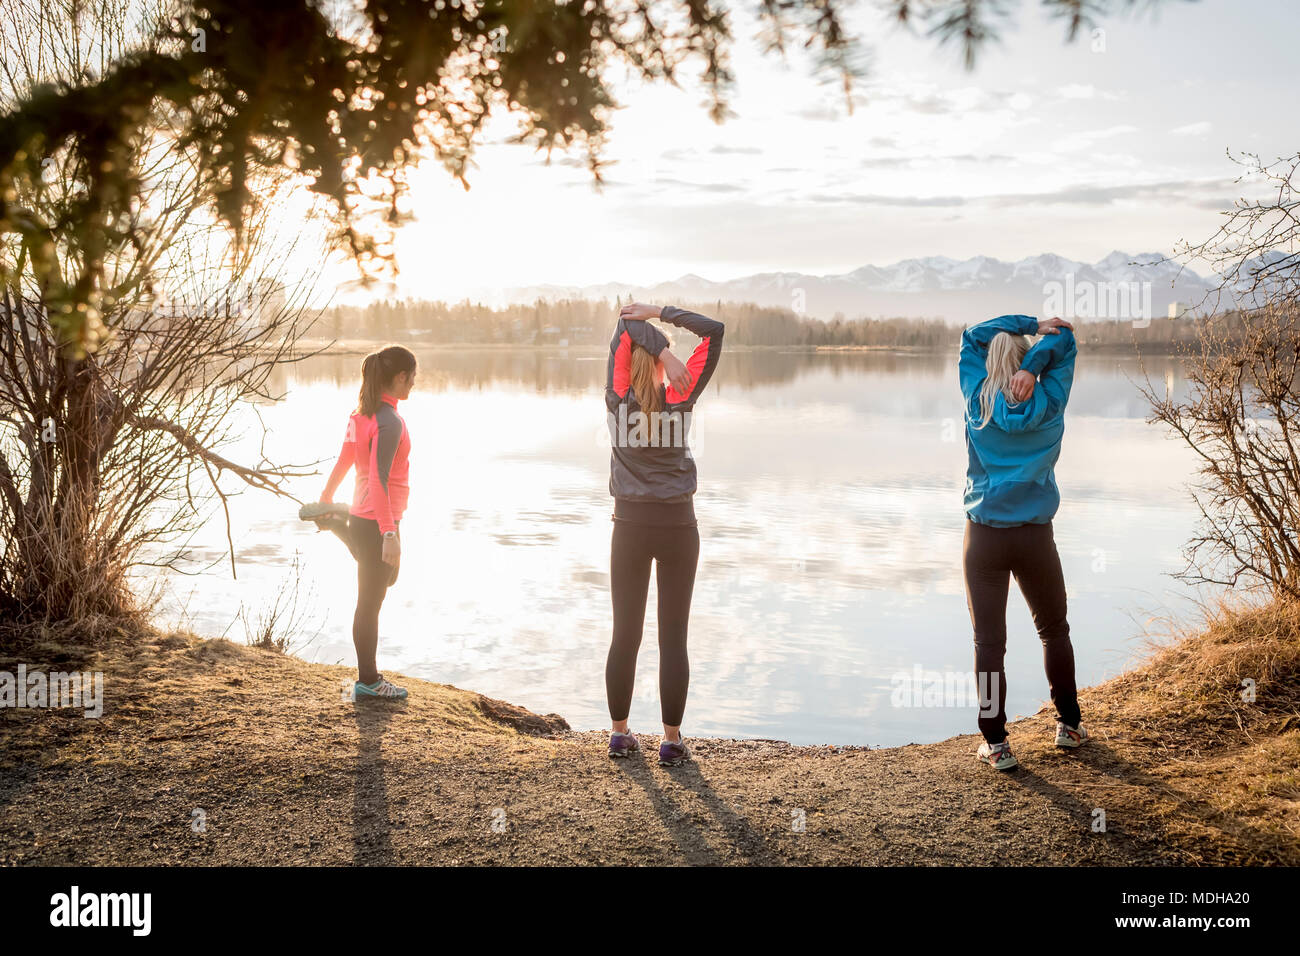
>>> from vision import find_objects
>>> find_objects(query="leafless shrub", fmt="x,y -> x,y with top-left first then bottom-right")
0,1 -> 327,628
1145,153 -> 1300,600
239,551 -> 321,654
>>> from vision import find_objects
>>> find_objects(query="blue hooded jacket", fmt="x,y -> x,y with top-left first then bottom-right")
960,314 -> 1077,527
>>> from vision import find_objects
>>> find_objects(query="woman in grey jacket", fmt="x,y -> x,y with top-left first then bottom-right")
603,301 -> 724,766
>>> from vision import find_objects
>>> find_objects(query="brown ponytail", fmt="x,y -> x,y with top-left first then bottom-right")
629,344 -> 664,417
357,345 -> 417,416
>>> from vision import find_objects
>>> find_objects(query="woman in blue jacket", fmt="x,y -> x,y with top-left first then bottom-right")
959,314 -> 1087,771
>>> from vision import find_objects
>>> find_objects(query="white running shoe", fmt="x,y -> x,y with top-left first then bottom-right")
976,740 -> 1018,771
1054,722 -> 1088,748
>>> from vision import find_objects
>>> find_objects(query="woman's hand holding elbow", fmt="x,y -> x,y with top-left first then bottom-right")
620,302 -> 663,323
660,350 -> 691,394
1010,369 -> 1037,403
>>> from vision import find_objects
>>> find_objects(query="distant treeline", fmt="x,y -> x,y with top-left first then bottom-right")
316,297 -> 1237,352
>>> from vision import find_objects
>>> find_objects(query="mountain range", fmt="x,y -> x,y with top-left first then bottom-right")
501,252 -> 1220,324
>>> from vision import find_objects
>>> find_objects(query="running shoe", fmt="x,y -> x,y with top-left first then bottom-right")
976,739 -> 1018,771
300,502 -> 355,550
608,732 -> 640,759
1054,722 -> 1089,748
298,501 -> 351,522
658,737 -> 690,767
354,677 -> 407,701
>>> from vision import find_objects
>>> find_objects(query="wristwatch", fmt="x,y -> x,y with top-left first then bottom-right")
383,531 -> 397,540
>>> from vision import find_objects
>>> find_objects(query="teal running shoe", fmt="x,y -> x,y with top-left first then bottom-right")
354,677 -> 407,701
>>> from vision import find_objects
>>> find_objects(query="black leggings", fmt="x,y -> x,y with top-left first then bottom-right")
963,519 -> 1081,743
337,516 -> 399,685
607,519 -> 700,727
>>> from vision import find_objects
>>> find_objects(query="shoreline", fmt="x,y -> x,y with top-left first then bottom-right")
281,339 -> 1187,357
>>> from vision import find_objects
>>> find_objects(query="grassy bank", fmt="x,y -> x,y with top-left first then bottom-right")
1,601 -> 1296,866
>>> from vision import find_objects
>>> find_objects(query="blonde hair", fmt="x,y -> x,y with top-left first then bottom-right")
630,344 -> 664,416
973,332 -> 1030,429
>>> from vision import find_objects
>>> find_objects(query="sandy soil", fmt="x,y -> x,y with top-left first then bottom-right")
0,631 -> 1295,866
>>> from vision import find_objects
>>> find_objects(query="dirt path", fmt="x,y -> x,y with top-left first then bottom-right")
0,632 -> 1294,865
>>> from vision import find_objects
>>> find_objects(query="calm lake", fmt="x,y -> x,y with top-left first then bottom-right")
149,346 -> 1209,746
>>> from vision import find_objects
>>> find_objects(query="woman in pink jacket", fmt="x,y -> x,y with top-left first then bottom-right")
310,345 -> 417,700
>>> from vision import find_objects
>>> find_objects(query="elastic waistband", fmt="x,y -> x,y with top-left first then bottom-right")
613,498 -> 696,526
966,517 -> 1053,532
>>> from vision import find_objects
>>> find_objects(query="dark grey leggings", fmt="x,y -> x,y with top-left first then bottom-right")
607,519 -> 700,727
332,515 -> 399,686
963,519 -> 1081,743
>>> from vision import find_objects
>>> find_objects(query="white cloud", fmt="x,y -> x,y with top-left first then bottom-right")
1055,84 -> 1123,101
1057,83 -> 1096,99
1049,124 -> 1140,152
1170,121 -> 1212,137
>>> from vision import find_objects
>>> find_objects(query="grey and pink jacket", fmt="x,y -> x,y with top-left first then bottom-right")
604,306 -> 724,503
321,394 -> 411,534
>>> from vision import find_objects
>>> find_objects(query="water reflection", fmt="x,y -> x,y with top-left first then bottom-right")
274,347 -> 1190,414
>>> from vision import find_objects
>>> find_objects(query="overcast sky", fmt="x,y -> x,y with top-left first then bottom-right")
325,0 -> 1298,302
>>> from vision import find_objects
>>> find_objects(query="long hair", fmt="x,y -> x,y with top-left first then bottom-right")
629,344 -> 664,418
357,345 -> 417,417
973,332 -> 1030,430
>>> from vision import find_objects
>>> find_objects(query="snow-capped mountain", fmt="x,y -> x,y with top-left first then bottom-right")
500,252 -> 1220,324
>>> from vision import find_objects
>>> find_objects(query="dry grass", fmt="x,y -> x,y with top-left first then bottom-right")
1095,597 -> 1300,740
1080,597 -> 1300,863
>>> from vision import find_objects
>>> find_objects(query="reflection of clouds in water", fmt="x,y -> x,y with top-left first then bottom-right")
490,533 -> 559,547
231,542 -> 290,563
140,350 -> 1213,746
516,510 -> 588,525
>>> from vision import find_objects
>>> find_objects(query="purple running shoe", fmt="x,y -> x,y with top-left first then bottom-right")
658,737 -> 690,767
609,732 -> 640,759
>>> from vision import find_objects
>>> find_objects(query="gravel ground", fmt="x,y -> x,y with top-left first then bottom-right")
0,632 -> 1293,866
